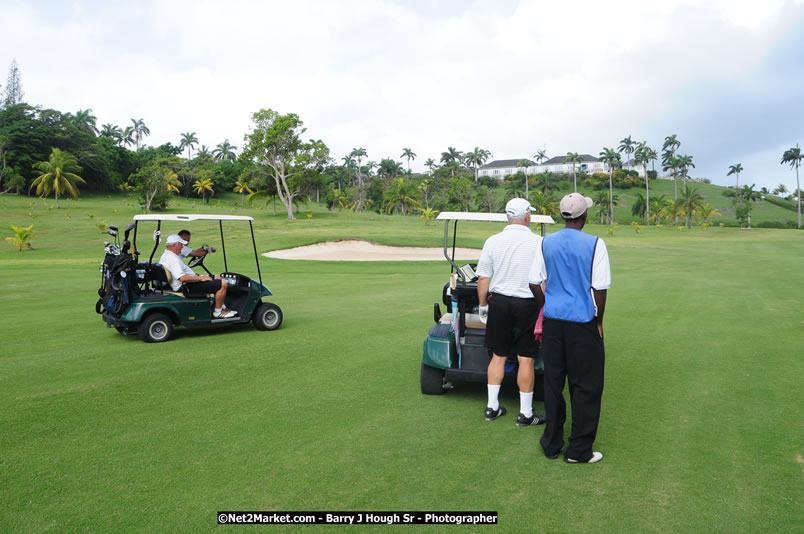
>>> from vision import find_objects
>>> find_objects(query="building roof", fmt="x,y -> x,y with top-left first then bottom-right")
541,154 -> 600,165
479,159 -> 533,169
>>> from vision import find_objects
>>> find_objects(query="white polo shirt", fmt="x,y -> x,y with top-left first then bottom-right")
159,249 -> 196,291
180,245 -> 192,258
476,224 -> 543,298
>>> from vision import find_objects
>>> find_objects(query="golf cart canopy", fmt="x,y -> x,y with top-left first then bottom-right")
133,214 -> 254,222
133,213 -> 262,285
436,212 -> 554,224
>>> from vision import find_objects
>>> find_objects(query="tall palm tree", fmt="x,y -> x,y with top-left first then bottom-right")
662,134 -> 680,154
440,147 -> 463,176
599,148 -> 621,224
635,142 -> 654,224
618,135 -> 635,167
30,148 -> 86,208
563,152 -> 583,192
465,147 -> 492,182
727,163 -> 743,191
192,177 -> 215,204
214,139 -> 237,161
99,124 -> 122,141
662,152 -> 680,209
424,158 -> 436,175
130,118 -> 150,150
120,126 -> 135,149
350,147 -> 367,186
534,149 -> 547,165
780,145 -> 802,228
679,184 -> 704,228
196,145 -> 212,159
73,109 -> 98,136
180,132 -> 198,160
400,148 -> 416,173
773,183 -> 788,196
517,159 -> 532,198
676,154 -> 695,189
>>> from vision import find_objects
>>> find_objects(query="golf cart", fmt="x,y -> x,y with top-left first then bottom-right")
420,211 -> 554,395
96,214 -> 282,342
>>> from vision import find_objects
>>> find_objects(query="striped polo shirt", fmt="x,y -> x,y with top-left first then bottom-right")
476,224 -> 543,299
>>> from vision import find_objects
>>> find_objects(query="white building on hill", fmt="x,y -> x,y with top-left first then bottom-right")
478,154 -> 645,178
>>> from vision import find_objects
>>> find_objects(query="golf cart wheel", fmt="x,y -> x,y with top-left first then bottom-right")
253,302 -> 283,331
421,363 -> 446,395
138,313 -> 174,343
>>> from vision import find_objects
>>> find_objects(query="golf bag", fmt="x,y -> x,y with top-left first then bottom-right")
96,252 -> 137,316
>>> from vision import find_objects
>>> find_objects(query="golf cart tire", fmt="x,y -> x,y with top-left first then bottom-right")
421,363 -> 447,395
253,302 -> 283,331
138,312 -> 174,343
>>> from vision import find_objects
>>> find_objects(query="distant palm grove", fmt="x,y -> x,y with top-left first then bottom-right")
0,60 -> 801,228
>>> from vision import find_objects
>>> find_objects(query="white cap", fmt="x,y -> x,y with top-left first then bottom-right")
505,198 -> 534,218
559,193 -> 594,219
165,234 -> 188,246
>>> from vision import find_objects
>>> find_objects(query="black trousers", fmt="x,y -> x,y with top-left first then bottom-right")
539,318 -> 605,461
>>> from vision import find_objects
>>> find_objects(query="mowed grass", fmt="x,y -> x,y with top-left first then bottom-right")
1,194 -> 802,533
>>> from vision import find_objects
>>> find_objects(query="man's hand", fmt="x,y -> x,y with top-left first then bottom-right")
597,323 -> 604,338
478,305 -> 489,324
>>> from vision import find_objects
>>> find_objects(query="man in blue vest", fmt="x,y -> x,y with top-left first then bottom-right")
529,193 -> 611,464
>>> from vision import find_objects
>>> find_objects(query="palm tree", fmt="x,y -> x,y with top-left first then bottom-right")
662,134 -> 680,154
533,149 -> 547,165
676,154 -> 695,189
30,148 -> 86,208
599,148 -> 621,224
400,148 -> 416,173
618,135 -> 635,167
350,148 -> 367,186
196,145 -> 212,159
465,147 -> 493,182
130,118 -> 150,150
233,178 -> 253,206
773,183 -> 788,196
377,158 -> 404,181
99,124 -> 122,142
781,144 -> 802,228
73,109 -> 98,136
440,147 -> 463,176
424,158 -> 436,175
631,192 -> 646,220
593,190 -> 616,224
727,163 -> 743,192
120,126 -> 135,149
517,159 -> 532,198
529,191 -> 559,218
5,224 -> 35,250
649,195 -> 669,225
214,139 -> 237,161
382,177 -> 420,215
192,177 -> 215,204
563,152 -> 583,192
180,132 -> 198,160
419,207 -> 439,225
635,142 -> 654,224
679,185 -> 704,228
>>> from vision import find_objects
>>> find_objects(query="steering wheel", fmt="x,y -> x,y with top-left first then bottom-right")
187,251 -> 214,276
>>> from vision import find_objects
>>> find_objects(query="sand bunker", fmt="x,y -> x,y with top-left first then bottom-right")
263,239 -> 481,261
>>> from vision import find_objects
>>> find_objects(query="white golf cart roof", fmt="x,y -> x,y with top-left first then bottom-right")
133,214 -> 254,222
437,211 -> 555,224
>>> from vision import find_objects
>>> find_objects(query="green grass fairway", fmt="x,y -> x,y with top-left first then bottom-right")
1,194 -> 802,533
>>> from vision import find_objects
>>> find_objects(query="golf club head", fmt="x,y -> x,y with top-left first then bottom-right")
108,225 -> 119,232
153,230 -> 161,243
124,223 -> 135,240
108,230 -> 118,237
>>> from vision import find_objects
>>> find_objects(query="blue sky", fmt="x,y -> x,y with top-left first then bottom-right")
1,0 -> 802,190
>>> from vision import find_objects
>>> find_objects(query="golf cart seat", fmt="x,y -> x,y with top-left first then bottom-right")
439,312 -> 486,330
149,264 -> 186,297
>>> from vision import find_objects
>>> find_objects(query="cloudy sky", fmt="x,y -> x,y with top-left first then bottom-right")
1,0 -> 802,190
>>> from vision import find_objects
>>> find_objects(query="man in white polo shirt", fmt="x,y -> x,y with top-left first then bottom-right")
475,198 -> 547,426
529,193 -> 610,464
159,234 -> 237,319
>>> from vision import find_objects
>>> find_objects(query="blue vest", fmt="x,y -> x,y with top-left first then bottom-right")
542,228 -> 598,323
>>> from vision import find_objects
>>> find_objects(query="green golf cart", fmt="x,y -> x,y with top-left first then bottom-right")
97,214 -> 282,342
420,211 -> 554,395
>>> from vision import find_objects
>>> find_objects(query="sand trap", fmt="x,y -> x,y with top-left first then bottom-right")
263,239 -> 481,261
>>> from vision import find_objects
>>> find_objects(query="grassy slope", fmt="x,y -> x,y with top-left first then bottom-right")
1,194 -> 802,533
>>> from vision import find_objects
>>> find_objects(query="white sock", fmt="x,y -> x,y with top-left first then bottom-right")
215,308 -> 222,314
487,385 -> 501,410
520,392 -> 534,417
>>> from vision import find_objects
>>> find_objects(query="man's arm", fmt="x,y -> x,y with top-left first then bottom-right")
477,277 -> 490,306
529,283 -> 545,310
593,289 -> 607,338
178,273 -> 212,283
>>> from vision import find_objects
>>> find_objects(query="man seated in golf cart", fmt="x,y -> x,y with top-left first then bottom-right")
159,234 -> 237,319
177,229 -> 216,259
